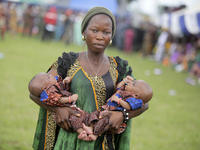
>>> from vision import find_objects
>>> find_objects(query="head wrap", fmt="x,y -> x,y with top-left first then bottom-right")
81,6 -> 116,38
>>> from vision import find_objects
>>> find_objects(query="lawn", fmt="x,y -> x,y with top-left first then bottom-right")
0,34 -> 200,150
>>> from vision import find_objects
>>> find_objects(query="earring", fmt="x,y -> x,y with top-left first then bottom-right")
82,35 -> 85,41
109,40 -> 112,45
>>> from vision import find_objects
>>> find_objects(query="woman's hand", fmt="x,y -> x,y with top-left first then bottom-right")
98,103 -> 149,133
55,107 -> 81,131
29,93 -> 81,131
99,111 -> 123,133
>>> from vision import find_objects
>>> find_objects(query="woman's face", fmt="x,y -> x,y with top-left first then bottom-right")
83,14 -> 112,53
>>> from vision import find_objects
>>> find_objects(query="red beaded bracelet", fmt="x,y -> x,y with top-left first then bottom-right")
69,96 -> 71,103
118,98 -> 122,104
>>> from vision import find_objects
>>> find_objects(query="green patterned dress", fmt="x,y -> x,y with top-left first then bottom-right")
32,52 -> 135,150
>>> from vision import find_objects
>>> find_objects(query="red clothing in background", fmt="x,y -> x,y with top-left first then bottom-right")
44,7 -> 57,25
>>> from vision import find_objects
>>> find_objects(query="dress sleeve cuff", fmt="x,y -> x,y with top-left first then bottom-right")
40,90 -> 48,102
125,97 -> 143,110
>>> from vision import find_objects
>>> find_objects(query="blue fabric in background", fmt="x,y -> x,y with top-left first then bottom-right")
179,15 -> 190,35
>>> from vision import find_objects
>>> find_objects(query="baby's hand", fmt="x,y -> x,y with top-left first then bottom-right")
78,131 -> 90,141
71,94 -> 78,102
64,77 -> 71,83
88,134 -> 98,141
125,76 -> 134,83
110,95 -> 119,103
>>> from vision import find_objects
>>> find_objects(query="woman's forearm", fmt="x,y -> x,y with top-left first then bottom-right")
29,93 -> 56,112
129,103 -> 149,119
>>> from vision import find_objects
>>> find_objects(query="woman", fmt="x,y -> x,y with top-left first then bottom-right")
0,4 -> 6,40
29,6 -> 149,150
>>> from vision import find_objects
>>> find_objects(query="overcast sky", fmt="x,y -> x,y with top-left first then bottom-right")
129,0 -> 200,15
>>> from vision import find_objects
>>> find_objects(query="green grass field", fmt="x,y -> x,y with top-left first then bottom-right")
0,34 -> 200,150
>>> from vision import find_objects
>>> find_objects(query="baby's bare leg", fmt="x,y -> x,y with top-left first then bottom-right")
88,134 -> 98,141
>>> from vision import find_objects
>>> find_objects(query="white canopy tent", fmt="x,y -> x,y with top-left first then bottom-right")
158,1 -> 200,36
184,2 -> 200,35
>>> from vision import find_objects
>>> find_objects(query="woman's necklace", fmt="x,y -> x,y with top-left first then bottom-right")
86,52 -> 105,81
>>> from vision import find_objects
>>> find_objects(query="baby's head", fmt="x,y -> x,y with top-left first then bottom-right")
28,72 -> 57,97
125,79 -> 153,103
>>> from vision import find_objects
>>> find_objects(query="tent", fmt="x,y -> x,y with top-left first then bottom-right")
50,0 -> 70,9
183,2 -> 200,35
158,1 -> 200,36
169,9 -> 185,37
4,0 -> 56,5
67,0 -> 118,15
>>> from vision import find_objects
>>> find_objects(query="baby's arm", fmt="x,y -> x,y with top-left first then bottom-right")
111,95 -> 131,110
58,94 -> 78,104
62,77 -> 71,89
116,80 -> 126,89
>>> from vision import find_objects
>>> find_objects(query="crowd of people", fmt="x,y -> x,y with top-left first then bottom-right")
0,2 -> 41,38
154,30 -> 200,80
0,1 -> 158,49
0,2 -> 86,45
0,1 -> 199,81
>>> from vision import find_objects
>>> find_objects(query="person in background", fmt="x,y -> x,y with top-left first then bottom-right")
22,5 -> 34,36
189,39 -> 200,78
54,9 -> 66,41
0,3 -> 6,40
41,6 -> 57,41
9,3 -> 17,36
123,26 -> 135,54
62,9 -> 74,44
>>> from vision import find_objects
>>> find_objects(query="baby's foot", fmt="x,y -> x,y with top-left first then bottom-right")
78,131 -> 87,140
82,123 -> 93,135
88,134 -> 98,141
71,94 -> 78,102
78,131 -> 93,141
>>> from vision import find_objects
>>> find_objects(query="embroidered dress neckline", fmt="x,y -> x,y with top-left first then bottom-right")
78,56 -> 113,78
